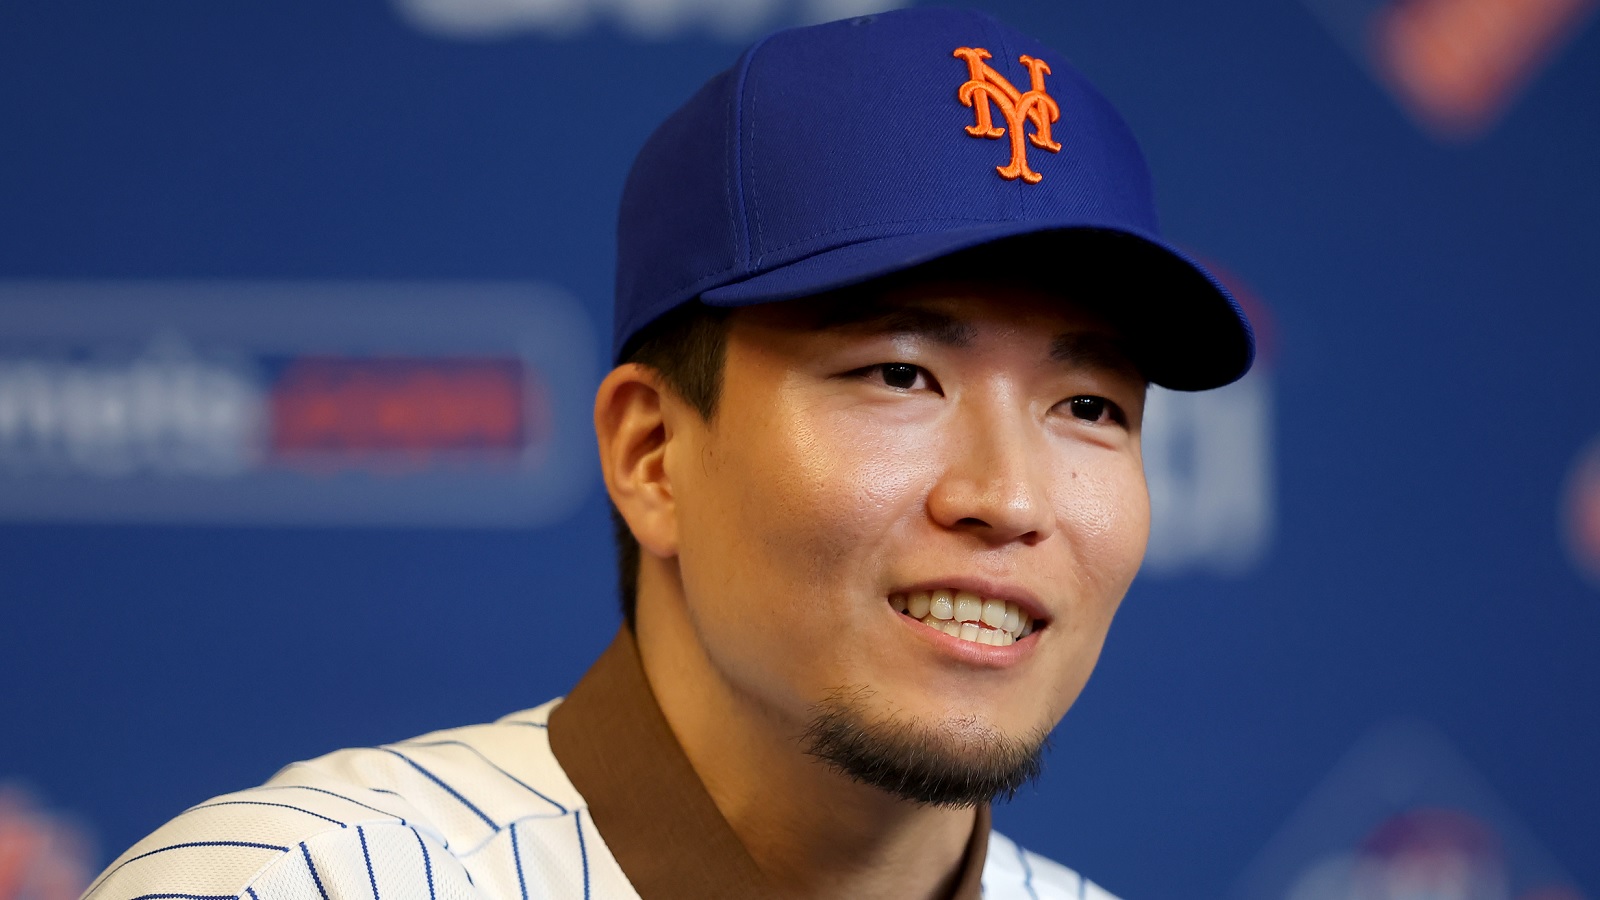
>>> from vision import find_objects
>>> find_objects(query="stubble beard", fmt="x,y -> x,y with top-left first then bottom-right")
801,687 -> 1050,808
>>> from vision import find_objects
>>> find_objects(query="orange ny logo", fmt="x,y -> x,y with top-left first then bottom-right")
953,47 -> 1063,184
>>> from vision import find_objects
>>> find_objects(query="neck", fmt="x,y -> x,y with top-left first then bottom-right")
634,565 -> 980,900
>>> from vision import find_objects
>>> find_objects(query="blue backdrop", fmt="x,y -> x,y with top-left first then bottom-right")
2,0 -> 1597,897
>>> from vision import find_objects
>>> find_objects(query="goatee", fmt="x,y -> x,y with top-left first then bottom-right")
802,687 -> 1049,808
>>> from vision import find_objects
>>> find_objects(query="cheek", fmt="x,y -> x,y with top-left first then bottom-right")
1057,455 -> 1150,599
671,397 -> 940,718
1039,459 -> 1147,717
688,398 -> 937,597
753,410 -> 936,575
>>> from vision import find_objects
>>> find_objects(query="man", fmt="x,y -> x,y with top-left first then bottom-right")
85,7 -> 1251,899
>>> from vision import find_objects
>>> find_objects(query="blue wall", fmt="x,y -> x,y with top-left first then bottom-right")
2,0 -> 1596,897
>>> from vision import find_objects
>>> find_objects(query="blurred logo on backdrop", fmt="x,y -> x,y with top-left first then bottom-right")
1231,721 -> 1586,900
0,282 -> 597,527
1562,436 -> 1600,589
1300,0 -> 1597,139
1140,264 -> 1276,577
0,785 -> 94,900
393,0 -> 907,40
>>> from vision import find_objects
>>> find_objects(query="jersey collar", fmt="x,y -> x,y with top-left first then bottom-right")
549,626 -> 991,899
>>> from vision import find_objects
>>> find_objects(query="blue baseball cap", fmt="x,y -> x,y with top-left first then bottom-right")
614,7 -> 1254,391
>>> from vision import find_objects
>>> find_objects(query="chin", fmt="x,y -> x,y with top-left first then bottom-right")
802,685 -> 1053,808
874,673 -> 1070,744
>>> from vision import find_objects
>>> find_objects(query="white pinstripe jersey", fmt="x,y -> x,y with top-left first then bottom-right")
84,699 -> 1119,900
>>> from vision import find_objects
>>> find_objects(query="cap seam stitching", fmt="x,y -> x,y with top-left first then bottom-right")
730,32 -> 778,273
723,71 -> 739,271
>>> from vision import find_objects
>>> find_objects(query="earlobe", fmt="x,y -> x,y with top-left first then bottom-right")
594,364 -> 680,559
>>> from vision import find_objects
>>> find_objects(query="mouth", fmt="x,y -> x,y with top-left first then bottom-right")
888,590 -> 1040,648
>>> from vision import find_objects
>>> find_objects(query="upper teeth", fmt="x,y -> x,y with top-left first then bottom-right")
889,590 -> 1035,646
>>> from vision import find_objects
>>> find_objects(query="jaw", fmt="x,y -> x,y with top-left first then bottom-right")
633,574 -> 981,898
801,683 -> 1051,809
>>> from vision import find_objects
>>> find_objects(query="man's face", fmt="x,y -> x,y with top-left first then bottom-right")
663,279 -> 1150,797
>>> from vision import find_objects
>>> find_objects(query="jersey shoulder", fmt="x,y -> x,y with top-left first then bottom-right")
981,829 -> 1122,900
81,699 -> 614,900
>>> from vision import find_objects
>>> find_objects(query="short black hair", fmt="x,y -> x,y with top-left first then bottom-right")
611,301 -> 732,630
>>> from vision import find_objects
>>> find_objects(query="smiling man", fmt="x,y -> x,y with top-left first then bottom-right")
581,271 -> 1154,900
87,8 -> 1251,900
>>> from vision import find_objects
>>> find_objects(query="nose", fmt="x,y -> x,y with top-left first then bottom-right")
926,402 -> 1056,546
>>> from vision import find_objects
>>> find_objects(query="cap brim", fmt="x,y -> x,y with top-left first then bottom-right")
700,222 -> 1255,391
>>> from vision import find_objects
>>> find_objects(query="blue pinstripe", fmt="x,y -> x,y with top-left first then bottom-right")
411,827 -> 437,900
377,748 -> 499,831
254,784 -> 408,825
358,825 -> 380,899
83,841 -> 287,900
1016,843 -> 1039,900
509,823 -> 530,900
300,841 -> 331,900
87,699 -> 1109,900
398,740 -> 567,814
186,800 -> 349,827
575,810 -> 591,900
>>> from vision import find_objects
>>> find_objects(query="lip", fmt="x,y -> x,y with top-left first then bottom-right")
885,576 -> 1051,670
888,576 -> 1052,626
892,604 -> 1039,669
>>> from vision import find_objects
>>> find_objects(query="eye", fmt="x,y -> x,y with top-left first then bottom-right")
1066,395 -> 1121,424
859,363 -> 938,392
880,363 -> 920,389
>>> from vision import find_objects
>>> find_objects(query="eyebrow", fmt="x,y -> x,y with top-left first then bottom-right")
1050,332 -> 1142,376
809,301 -> 977,347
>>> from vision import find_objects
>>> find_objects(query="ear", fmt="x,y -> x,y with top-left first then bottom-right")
594,363 -> 680,560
